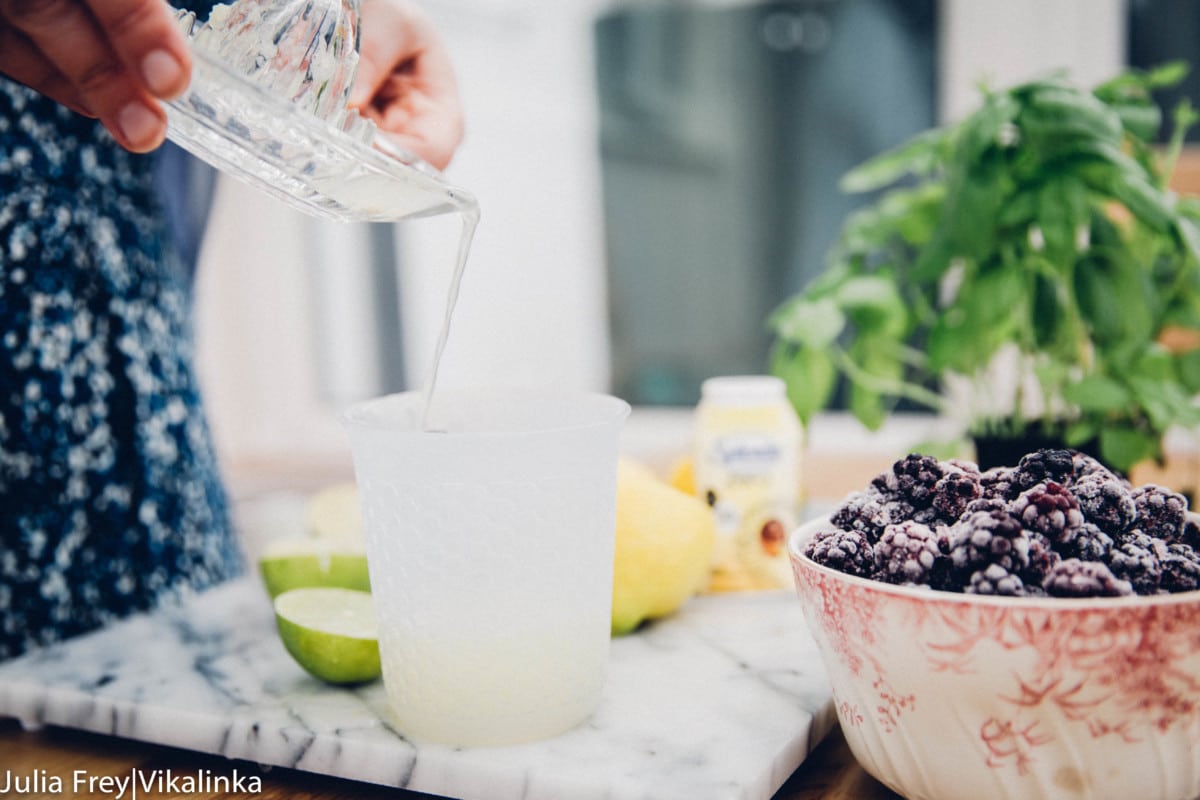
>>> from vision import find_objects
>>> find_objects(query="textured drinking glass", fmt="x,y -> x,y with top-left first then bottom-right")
341,387 -> 630,746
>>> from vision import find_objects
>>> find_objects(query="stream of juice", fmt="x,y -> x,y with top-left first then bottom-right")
419,196 -> 481,431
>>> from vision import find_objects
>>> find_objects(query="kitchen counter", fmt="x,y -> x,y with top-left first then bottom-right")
0,407 -> 917,800
0,577 -> 850,800
7,406 -> 1197,799
0,718 -> 900,799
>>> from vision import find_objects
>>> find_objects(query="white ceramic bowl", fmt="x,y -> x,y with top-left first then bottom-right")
790,515 -> 1200,800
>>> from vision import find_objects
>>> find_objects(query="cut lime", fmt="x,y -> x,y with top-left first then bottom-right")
274,588 -> 381,685
258,537 -> 370,598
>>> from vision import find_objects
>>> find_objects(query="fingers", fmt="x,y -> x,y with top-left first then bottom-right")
0,24 -> 92,115
370,72 -> 463,170
0,0 -> 190,151
348,0 -> 425,111
351,0 -> 463,170
84,0 -> 191,98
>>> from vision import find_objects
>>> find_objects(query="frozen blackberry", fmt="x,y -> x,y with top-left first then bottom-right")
945,509 -> 1031,583
1043,559 -> 1134,598
964,495 -> 1010,516
933,523 -> 956,556
1022,532 -> 1061,588
1063,522 -> 1115,562
830,491 -> 891,543
1069,451 -> 1115,484
1010,482 -> 1084,544
909,505 -> 943,528
1183,517 -> 1200,551
1070,474 -> 1135,535
930,469 -> 983,522
1108,530 -> 1168,594
871,454 -> 945,509
1130,485 -> 1188,544
967,563 -> 1027,596
805,527 -> 875,578
945,458 -> 982,477
874,520 -> 946,586
979,466 -> 1019,501
830,490 -> 916,544
1012,449 -> 1076,493
1161,543 -> 1200,593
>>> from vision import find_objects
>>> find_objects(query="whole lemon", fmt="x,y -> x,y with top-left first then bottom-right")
612,459 -> 716,635
667,455 -> 697,496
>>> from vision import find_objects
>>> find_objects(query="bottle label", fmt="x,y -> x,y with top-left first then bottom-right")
695,407 -> 800,591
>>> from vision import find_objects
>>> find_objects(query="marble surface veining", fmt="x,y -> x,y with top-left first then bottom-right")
0,577 -> 835,800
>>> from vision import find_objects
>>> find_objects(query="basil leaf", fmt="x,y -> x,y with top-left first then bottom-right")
1100,426 -> 1160,473
771,343 -> 836,425
1062,375 -> 1131,412
996,189 -> 1039,229
1140,60 -> 1189,91
847,337 -> 907,428
1075,254 -> 1153,347
1023,85 -> 1125,146
1064,420 -> 1100,447
1031,272 -> 1067,352
941,166 -> 1006,261
836,275 -> 909,338
1127,373 -> 1200,432
839,127 -> 952,194
1111,102 -> 1162,142
768,296 -> 845,348
1036,177 -> 1089,262
958,92 -> 1020,163
1177,349 -> 1200,392
1107,172 -> 1174,232
1175,217 -> 1200,267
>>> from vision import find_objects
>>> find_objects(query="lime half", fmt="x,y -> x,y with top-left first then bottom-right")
258,537 -> 370,598
274,588 -> 381,685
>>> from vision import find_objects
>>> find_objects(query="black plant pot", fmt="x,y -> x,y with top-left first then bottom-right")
972,424 -> 1108,473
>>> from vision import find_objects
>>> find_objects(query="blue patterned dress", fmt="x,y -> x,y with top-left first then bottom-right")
0,0 -> 242,660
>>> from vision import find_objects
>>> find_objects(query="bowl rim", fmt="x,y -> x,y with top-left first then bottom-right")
790,514 -> 1200,610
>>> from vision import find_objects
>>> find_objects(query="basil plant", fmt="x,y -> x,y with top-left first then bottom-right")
769,63 -> 1200,472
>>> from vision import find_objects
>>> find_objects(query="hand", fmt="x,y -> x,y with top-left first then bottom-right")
0,0 -> 191,152
349,0 -> 463,171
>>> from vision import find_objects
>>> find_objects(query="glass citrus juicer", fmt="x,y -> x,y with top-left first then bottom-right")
165,0 -> 473,222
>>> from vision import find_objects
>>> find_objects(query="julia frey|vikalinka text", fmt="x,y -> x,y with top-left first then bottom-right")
0,767 -> 263,798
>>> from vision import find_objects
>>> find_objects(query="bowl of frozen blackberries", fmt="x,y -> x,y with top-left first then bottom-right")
789,449 -> 1200,800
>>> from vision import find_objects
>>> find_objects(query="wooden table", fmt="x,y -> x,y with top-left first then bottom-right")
0,717 -> 900,799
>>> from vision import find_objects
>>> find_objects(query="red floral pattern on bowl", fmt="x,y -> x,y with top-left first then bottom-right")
790,516 -> 1200,800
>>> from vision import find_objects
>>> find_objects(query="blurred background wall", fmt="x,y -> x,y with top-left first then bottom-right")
194,0 -> 1149,481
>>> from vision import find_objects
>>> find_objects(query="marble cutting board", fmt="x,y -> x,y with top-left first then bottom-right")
0,577 -> 836,800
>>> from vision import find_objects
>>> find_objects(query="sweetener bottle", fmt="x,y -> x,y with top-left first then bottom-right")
694,376 -> 803,591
